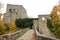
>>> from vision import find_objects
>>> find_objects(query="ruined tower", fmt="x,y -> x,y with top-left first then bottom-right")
3,4 -> 28,23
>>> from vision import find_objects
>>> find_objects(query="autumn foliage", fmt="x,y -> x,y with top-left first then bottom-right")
4,22 -> 17,34
47,5 -> 60,39
0,20 -> 17,34
0,21 -> 6,34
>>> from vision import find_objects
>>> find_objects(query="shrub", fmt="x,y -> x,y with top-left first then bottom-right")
0,26 -> 3,35
46,19 -> 52,29
15,18 -> 33,29
0,21 -> 6,34
5,22 -> 17,34
46,5 -> 60,39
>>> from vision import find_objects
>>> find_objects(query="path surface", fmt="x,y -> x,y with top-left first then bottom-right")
16,29 -> 36,40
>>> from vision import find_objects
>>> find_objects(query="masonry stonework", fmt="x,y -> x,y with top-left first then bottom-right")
38,15 -> 55,37
3,4 -> 28,23
3,4 -> 55,38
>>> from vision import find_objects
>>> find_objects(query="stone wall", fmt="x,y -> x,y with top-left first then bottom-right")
3,4 -> 28,23
34,27 -> 58,40
38,15 -> 55,37
0,28 -> 29,40
33,19 -> 38,29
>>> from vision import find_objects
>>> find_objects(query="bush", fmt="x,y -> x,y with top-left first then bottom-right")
5,22 -> 17,34
46,19 -> 52,29
0,26 -> 3,35
15,18 -> 33,29
0,21 -> 6,34
46,6 -> 60,39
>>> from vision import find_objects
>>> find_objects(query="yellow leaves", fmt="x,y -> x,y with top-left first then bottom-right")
57,27 -> 60,32
52,6 -> 57,11
0,13 -> 17,34
50,12 -> 58,26
9,22 -> 17,32
52,5 -> 60,12
50,5 -> 60,38
0,20 -> 6,34
0,20 -> 17,34
4,22 -> 17,34
0,21 -> 5,27
50,7 -> 58,22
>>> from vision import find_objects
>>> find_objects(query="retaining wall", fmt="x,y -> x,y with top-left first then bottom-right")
0,28 -> 29,40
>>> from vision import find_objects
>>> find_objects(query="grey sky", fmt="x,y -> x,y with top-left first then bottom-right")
0,0 -> 59,18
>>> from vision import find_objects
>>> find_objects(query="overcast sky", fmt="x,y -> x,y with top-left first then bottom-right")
0,0 -> 59,18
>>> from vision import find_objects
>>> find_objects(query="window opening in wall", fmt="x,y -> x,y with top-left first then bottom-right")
13,9 -> 15,11
9,9 -> 12,12
13,9 -> 18,12
42,17 -> 45,21
13,9 -> 15,12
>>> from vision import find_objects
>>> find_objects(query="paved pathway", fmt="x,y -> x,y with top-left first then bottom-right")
16,29 -> 36,40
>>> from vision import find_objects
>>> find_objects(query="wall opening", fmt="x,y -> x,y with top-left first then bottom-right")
42,17 -> 45,21
9,9 -> 12,12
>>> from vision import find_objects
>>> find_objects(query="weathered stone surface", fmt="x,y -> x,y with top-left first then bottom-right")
0,28 -> 29,40
3,4 -> 28,23
33,18 -> 38,29
38,15 -> 55,37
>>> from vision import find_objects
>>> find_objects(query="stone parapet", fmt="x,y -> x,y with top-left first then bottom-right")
34,27 -> 59,40
0,28 -> 29,40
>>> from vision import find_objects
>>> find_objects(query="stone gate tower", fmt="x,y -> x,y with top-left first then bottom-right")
3,4 -> 28,23
38,15 -> 53,37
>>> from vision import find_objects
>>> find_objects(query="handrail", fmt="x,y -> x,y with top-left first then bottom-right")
34,27 -> 59,40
